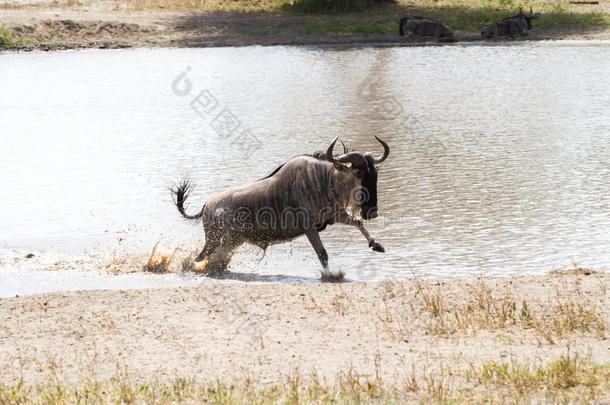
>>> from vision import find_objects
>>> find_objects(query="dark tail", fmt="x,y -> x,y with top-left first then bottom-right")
170,179 -> 203,223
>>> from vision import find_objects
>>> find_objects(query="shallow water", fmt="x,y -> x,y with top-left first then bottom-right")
1,42 -> 609,294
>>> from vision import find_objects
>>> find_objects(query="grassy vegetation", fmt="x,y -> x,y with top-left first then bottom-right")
390,5 -> 610,31
1,353 -> 607,404
0,24 -> 14,48
129,0 -> 282,12
379,277 -> 608,343
535,10 -> 610,29
124,0 -> 610,32
466,352 -> 610,401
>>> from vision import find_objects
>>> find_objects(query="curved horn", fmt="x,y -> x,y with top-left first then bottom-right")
326,137 -> 339,164
373,136 -> 390,164
340,140 -> 348,154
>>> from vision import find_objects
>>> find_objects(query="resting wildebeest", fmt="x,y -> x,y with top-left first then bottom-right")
481,8 -> 535,39
171,137 -> 390,281
399,16 -> 454,41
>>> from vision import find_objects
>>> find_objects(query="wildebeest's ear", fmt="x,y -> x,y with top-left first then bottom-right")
333,162 -> 348,171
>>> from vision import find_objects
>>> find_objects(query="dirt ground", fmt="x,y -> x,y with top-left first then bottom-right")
2,3 -> 610,51
0,271 -> 608,391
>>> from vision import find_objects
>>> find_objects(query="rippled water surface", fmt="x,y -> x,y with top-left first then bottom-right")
1,43 -> 609,293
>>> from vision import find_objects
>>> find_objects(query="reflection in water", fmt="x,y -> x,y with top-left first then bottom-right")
0,44 -> 609,285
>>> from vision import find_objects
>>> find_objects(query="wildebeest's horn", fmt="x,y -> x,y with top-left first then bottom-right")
373,136 -> 390,164
326,137 -> 339,164
340,140 -> 348,154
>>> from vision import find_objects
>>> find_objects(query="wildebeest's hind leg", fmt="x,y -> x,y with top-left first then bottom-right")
337,210 -> 385,253
305,229 -> 344,282
194,239 -> 239,275
192,238 -> 220,273
195,239 -> 219,262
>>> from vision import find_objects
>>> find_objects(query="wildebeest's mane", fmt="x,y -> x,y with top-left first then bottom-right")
258,151 -> 328,181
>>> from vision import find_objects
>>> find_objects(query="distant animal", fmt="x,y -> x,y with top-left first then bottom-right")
399,16 -> 454,40
171,137 -> 390,281
481,8 -> 535,39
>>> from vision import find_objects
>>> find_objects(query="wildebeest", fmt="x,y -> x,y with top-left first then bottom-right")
171,137 -> 390,281
481,8 -> 535,39
399,16 -> 454,41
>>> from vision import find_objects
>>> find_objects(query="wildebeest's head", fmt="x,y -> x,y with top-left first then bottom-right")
510,7 -> 535,29
326,137 -> 390,220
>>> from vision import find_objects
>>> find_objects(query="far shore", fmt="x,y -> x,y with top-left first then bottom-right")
2,2 -> 610,52
1,270 -> 608,402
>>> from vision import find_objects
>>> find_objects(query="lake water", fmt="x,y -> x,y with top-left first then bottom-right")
1,42 -> 609,296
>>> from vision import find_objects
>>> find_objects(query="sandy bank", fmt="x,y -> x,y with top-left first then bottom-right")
2,6 -> 610,51
0,270 -> 608,401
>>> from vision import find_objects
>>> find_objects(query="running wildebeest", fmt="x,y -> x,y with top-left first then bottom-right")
399,16 -> 454,41
171,137 -> 390,281
481,7 -> 535,39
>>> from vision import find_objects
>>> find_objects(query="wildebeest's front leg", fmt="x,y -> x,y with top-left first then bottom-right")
305,229 -> 344,281
337,210 -> 385,253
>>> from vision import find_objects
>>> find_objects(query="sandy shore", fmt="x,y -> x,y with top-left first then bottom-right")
2,5 -> 610,51
1,270 -> 608,401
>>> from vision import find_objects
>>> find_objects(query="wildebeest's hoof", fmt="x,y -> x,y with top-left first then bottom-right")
193,258 -> 209,273
320,269 -> 345,282
371,242 -> 385,253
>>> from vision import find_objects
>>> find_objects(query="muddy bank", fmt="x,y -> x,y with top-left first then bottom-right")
0,271 -> 608,398
1,8 -> 610,51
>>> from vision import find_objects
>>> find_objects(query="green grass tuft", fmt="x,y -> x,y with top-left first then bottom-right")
535,11 -> 610,29
471,352 -> 610,394
0,24 -> 14,48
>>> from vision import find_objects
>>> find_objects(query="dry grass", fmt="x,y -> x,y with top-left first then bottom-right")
466,351 -> 610,402
127,0 -> 284,12
550,266 -> 599,276
0,24 -> 14,47
330,291 -> 350,315
379,276 -> 608,343
1,352 -> 607,404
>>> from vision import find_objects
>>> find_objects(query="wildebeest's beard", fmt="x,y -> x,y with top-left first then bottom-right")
357,155 -> 379,220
